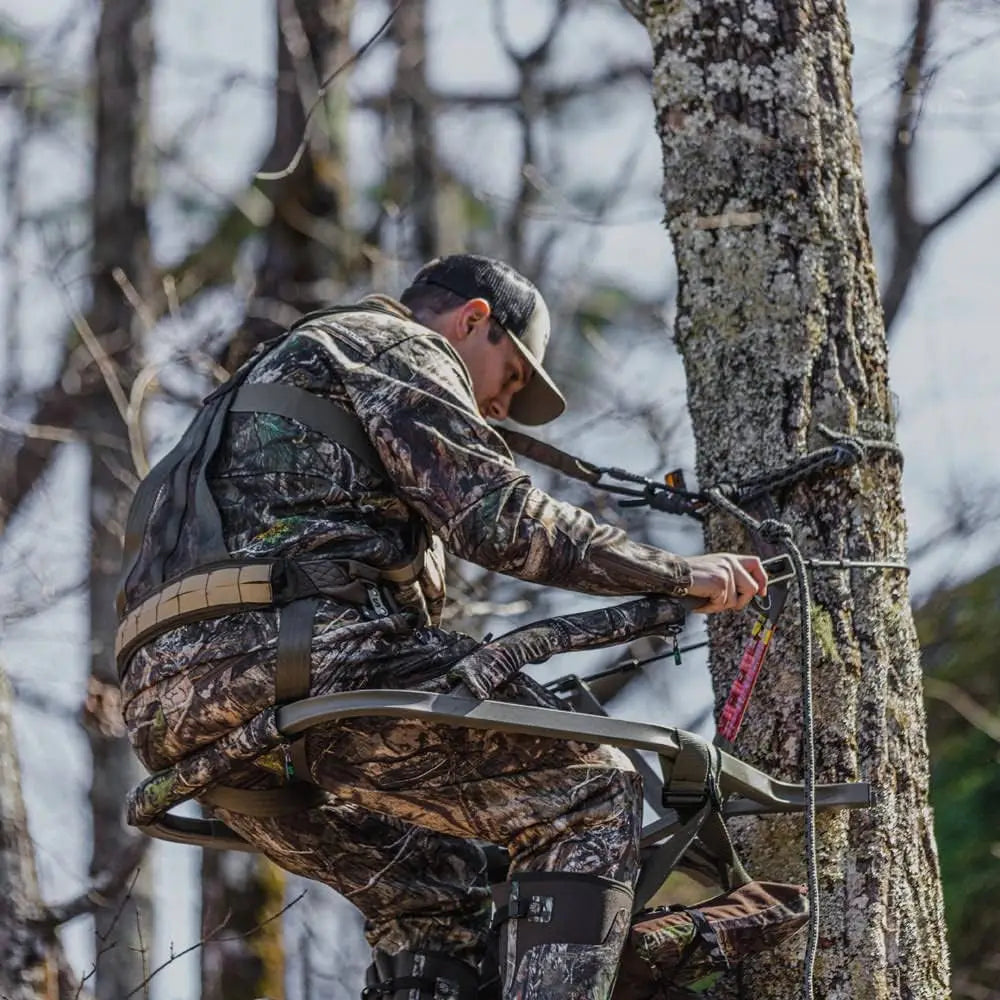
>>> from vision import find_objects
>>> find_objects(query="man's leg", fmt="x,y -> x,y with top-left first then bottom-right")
212,795 -> 495,973
301,718 -> 643,1000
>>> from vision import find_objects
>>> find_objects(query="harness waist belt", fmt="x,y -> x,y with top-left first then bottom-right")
115,555 -> 403,675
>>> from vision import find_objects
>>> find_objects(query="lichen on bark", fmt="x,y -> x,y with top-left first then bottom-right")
639,1 -> 950,996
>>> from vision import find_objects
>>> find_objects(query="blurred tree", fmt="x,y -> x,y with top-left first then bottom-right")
77,2 -> 157,997
633,0 -> 949,996
917,566 -> 1000,1000
0,667 -> 74,1000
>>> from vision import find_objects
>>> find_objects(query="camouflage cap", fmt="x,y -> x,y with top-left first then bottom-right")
409,254 -> 566,425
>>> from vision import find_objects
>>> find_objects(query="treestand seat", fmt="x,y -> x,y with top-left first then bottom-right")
127,687 -> 869,855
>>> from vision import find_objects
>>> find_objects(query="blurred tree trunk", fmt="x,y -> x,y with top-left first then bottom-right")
223,0 -> 357,369
200,4 -> 355,997
382,0 -> 441,263
201,851 -> 286,1000
79,2 -> 156,998
0,668 -> 77,1000
639,1 -> 949,996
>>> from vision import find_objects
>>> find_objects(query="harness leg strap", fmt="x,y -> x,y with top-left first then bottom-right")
198,597 -> 320,817
362,949 -> 481,1000
491,872 -> 633,1000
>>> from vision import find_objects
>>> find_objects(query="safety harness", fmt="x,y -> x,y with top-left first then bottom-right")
115,303 -> 434,811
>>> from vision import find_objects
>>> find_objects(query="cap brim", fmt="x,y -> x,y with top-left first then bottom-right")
506,334 -> 566,425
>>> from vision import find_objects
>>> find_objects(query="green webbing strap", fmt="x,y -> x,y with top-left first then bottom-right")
665,731 -> 715,804
231,383 -> 387,479
631,801 -> 713,914
631,733 -> 750,912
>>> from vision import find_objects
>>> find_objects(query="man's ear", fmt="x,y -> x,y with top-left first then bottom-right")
454,297 -> 492,340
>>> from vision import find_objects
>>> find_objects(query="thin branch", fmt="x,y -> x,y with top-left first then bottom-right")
882,0 -> 935,333
124,888 -> 308,998
924,676 -> 1000,744
256,2 -> 401,181
57,284 -> 131,422
925,157 -> 1000,235
32,836 -> 151,929
352,62 -> 652,114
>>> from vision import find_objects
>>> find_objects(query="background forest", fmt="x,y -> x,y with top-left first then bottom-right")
0,0 -> 998,998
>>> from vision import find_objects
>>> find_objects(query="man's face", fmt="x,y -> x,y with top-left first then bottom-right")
438,300 -> 533,421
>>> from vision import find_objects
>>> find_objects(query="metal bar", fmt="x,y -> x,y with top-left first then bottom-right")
276,691 -> 871,813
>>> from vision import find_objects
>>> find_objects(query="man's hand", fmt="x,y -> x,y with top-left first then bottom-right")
685,553 -> 767,613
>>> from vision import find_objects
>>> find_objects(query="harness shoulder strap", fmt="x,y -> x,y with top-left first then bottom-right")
231,382 -> 387,479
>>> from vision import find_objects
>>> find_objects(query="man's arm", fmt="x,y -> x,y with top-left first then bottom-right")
340,330 -> 763,608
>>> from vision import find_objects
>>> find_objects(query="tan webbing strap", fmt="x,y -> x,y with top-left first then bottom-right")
115,563 -> 274,673
378,531 -> 428,585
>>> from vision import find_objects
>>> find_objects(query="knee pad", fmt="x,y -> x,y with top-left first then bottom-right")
362,948 -> 481,1000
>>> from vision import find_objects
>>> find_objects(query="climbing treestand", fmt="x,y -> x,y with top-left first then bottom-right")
124,425 -> 901,998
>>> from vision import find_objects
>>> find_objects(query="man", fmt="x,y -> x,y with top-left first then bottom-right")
116,254 -> 765,999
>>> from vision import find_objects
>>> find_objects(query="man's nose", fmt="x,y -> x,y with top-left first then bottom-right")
487,397 -> 509,421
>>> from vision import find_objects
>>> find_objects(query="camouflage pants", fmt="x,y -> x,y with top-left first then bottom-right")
214,724 -> 641,973
123,606 -> 643,988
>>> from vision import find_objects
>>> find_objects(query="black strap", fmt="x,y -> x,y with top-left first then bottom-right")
276,597 -> 319,704
361,976 -> 437,997
495,427 -> 602,485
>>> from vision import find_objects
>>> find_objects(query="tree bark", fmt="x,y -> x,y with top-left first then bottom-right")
81,3 -> 156,998
639,1 -> 949,996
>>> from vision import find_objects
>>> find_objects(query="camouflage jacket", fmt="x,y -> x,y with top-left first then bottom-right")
123,297 -> 691,709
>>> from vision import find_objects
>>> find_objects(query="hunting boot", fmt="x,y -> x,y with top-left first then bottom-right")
362,948 -> 481,999
490,871 -> 634,1000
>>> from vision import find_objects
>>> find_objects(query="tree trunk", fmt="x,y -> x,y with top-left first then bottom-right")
639,1 -> 949,996
0,667 -> 77,1000
81,3 -> 156,998
383,0 -> 441,262
201,851 -> 286,1000
224,0 -> 357,369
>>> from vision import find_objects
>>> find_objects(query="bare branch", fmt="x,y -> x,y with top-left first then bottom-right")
124,889 -> 308,999
31,836 -> 151,930
923,676 -> 1000,744
925,157 -> 1000,235
256,2 -> 401,182
882,0 -> 935,332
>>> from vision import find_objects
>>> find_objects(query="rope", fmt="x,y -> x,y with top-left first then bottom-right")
704,489 -> 820,1000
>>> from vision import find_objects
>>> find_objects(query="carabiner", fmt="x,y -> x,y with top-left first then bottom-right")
752,554 -> 794,616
